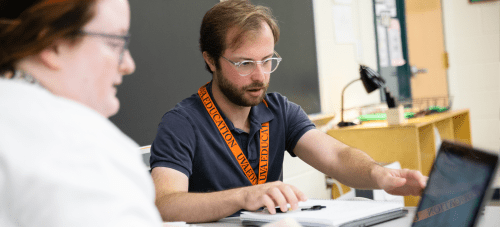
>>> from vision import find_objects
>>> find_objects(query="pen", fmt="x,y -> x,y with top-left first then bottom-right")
301,205 -> 326,211
264,205 -> 327,213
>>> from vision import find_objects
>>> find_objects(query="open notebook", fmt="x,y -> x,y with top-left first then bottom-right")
240,198 -> 406,227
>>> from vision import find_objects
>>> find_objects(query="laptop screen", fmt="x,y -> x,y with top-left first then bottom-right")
412,141 -> 498,227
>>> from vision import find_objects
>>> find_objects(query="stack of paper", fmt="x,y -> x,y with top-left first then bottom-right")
240,199 -> 406,227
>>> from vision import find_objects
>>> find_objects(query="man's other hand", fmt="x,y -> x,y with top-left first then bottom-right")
372,166 -> 428,196
240,181 -> 308,214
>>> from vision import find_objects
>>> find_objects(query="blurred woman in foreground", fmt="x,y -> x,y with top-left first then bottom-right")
0,0 -> 162,226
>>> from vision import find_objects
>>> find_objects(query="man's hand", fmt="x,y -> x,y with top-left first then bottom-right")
372,166 -> 428,196
240,181 -> 308,214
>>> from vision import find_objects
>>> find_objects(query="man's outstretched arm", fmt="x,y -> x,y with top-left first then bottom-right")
151,167 -> 307,223
293,129 -> 427,196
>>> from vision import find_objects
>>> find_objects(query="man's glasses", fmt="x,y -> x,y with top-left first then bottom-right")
222,51 -> 282,76
79,31 -> 131,66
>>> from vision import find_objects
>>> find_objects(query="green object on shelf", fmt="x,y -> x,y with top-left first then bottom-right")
428,106 -> 448,112
357,106 -> 449,122
357,113 -> 386,121
405,112 -> 415,118
358,112 -> 414,122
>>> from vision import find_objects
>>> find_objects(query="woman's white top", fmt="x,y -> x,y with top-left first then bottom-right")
0,79 -> 163,227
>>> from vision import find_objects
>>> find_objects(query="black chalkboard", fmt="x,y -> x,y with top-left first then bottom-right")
110,0 -> 320,146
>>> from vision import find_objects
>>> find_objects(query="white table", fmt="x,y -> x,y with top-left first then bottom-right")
193,206 -> 500,227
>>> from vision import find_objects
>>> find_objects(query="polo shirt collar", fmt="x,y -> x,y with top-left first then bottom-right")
206,82 -> 274,129
249,99 -> 274,125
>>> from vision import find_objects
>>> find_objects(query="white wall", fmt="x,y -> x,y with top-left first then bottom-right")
312,0 -> 500,152
289,0 -> 500,197
282,0 -> 380,199
313,0 -> 380,119
441,0 -> 500,152
313,0 -> 500,150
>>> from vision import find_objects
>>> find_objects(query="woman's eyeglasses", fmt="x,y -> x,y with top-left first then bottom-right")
79,31 -> 131,66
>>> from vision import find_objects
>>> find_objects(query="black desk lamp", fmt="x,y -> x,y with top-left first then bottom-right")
338,65 -> 385,127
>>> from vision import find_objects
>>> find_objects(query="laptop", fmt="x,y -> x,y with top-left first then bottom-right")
412,140 -> 499,227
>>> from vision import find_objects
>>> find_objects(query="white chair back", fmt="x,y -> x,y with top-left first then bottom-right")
139,145 -> 151,168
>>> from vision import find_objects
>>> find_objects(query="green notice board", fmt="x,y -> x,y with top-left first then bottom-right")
470,0 -> 498,3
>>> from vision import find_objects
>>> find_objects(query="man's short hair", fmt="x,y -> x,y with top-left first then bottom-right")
199,0 -> 280,74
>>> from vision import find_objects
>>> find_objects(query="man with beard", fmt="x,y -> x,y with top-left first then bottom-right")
149,0 -> 427,223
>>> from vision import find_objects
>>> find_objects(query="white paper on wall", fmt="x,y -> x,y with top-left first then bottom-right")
377,25 -> 390,67
387,19 -> 406,67
375,0 -> 397,17
332,5 -> 355,44
334,0 -> 352,4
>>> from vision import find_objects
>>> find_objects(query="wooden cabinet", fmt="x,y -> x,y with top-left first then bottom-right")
327,109 -> 471,206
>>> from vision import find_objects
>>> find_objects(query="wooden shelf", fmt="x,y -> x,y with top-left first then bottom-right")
308,113 -> 336,127
326,109 -> 471,206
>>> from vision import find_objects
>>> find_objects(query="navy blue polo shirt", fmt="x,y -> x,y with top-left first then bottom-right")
150,82 -> 315,193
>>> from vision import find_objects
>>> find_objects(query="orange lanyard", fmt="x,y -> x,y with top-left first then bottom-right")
198,84 -> 269,185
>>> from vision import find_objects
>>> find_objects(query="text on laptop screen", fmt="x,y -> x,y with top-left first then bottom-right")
412,144 -> 496,227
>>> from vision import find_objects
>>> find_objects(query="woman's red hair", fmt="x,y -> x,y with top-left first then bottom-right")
0,0 -> 97,73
